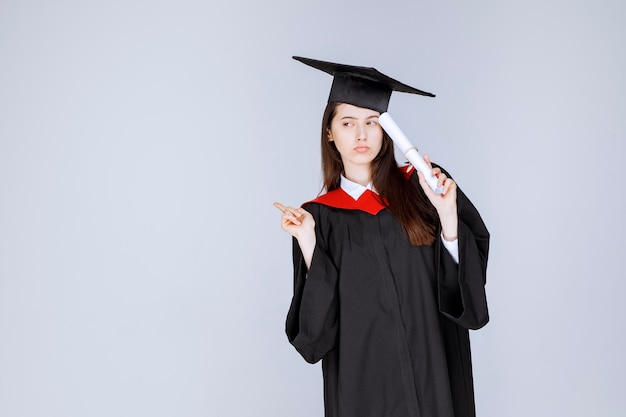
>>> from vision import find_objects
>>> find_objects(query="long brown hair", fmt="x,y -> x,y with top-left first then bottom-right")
320,102 -> 438,246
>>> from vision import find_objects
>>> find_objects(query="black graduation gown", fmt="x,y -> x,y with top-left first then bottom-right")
285,168 -> 489,417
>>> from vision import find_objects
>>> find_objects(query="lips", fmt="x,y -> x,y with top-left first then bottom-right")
354,146 -> 370,153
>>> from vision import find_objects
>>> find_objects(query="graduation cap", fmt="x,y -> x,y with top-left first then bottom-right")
293,56 -> 435,113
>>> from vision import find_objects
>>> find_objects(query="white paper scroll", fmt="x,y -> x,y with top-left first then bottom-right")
378,112 -> 443,194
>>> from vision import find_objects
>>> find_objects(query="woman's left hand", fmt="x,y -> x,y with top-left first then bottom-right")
416,155 -> 458,241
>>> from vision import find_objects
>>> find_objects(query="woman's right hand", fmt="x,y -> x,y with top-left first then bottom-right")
273,202 -> 316,269
273,202 -> 315,240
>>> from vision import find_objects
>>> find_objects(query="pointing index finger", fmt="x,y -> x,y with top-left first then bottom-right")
273,202 -> 288,214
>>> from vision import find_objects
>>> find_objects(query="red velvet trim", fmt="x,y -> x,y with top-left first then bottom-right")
309,188 -> 387,215
308,166 -> 415,215
402,164 -> 415,179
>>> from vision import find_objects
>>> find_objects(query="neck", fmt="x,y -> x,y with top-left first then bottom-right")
343,164 -> 371,187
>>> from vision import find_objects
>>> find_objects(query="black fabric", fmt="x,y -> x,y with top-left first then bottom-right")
329,74 -> 393,113
293,56 -> 435,113
285,170 -> 489,417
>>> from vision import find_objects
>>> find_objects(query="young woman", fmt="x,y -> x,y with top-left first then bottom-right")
275,57 -> 490,417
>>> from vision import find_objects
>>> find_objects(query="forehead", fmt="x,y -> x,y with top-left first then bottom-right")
334,103 -> 380,118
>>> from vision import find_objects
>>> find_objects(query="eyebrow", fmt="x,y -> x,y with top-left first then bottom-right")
339,115 -> 379,120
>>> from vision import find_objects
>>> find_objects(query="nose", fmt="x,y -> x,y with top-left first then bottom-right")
356,123 -> 367,141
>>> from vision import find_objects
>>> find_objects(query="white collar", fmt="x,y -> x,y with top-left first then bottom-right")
340,175 -> 377,200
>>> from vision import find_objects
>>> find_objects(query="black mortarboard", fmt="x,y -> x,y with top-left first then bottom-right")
293,56 -> 435,113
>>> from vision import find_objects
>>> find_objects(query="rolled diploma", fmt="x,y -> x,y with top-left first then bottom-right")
378,112 -> 443,194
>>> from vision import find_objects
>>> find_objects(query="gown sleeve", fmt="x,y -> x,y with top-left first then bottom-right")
285,203 -> 339,364
430,169 -> 490,330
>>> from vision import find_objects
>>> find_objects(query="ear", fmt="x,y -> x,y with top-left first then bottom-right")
327,129 -> 333,142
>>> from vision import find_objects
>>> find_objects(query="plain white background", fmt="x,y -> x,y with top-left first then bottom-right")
1,1 -> 624,416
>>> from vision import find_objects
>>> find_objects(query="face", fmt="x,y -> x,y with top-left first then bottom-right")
327,103 -> 383,175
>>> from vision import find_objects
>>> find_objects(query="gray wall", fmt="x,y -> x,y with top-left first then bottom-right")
1,1 -> 624,416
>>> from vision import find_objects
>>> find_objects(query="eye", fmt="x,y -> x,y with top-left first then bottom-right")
367,120 -> 378,126
343,122 -> 354,127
